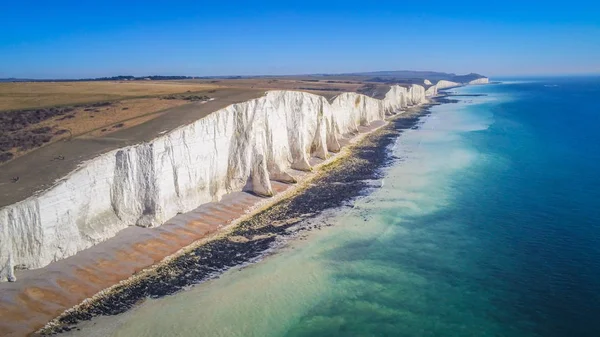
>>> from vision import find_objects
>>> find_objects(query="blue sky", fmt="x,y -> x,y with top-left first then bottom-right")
1,0 -> 599,78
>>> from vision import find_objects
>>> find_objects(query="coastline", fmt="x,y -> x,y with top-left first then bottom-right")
0,85 -> 430,284
0,90 -> 443,336
26,99 -> 440,336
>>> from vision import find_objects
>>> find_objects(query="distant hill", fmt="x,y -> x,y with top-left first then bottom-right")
0,78 -> 36,82
337,70 -> 487,84
0,75 -> 201,82
1,71 -> 487,83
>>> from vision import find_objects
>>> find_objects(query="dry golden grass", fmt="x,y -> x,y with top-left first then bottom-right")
0,81 -> 219,111
0,78 -> 374,165
41,98 -> 189,138
4,98 -> 191,162
0,78 -> 371,112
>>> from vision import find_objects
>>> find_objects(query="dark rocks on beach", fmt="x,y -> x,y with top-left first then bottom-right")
41,100 -> 441,335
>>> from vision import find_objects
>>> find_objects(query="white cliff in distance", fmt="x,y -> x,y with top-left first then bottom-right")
468,77 -> 490,85
434,80 -> 462,89
0,84 -> 435,282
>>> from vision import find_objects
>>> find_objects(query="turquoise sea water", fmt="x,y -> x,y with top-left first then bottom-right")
73,77 -> 600,337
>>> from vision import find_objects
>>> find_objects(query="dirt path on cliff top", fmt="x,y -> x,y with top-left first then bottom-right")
0,88 -> 264,208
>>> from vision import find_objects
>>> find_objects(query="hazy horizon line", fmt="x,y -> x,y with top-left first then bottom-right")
1,71 -> 599,81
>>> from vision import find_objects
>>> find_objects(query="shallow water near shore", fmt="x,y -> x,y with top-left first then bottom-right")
68,77 -> 600,337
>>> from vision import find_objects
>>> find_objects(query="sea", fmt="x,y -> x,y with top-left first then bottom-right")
70,76 -> 600,337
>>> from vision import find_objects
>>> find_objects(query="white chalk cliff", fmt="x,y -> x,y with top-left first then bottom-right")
0,84 -> 435,282
468,77 -> 490,85
434,80 -> 462,89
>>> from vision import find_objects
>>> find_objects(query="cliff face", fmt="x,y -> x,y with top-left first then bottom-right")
468,77 -> 490,85
424,77 -> 491,96
424,79 -> 471,97
434,80 -> 462,89
0,85 -> 431,282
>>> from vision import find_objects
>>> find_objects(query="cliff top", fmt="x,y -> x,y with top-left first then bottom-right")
0,78 -> 394,170
0,73 -> 483,207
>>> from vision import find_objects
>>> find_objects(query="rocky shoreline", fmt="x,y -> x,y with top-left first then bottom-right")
40,98 -> 445,335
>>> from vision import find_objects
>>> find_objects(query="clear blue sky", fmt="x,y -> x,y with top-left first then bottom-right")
1,0 -> 599,78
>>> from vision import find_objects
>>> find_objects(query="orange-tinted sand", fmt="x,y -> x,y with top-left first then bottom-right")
0,188 -> 291,336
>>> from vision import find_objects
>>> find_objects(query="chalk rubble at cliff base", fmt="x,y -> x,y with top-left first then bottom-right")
0,79 -> 487,282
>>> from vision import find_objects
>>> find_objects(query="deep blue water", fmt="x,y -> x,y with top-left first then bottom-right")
282,77 -> 600,337
463,77 -> 600,336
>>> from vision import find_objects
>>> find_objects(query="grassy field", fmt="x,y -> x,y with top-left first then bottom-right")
0,81 -> 219,111
0,81 -> 224,164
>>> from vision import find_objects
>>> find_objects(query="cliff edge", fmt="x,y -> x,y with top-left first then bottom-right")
0,78 -> 486,282
0,84 -> 430,281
